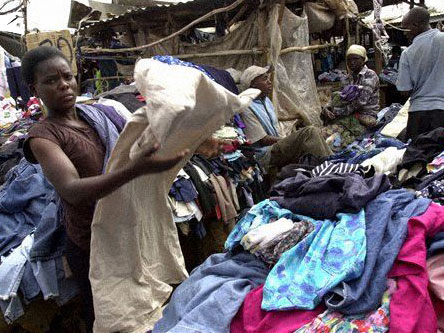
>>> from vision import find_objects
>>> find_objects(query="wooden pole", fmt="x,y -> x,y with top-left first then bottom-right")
80,0 -> 245,54
168,43 -> 339,60
172,48 -> 264,59
280,43 -> 338,55
79,43 -> 339,61
23,0 -> 28,35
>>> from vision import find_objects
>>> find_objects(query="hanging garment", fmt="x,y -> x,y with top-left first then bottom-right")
388,202 -> 444,333
89,59 -> 259,333
262,210 -> 366,311
6,66 -> 31,103
152,252 -> 269,333
231,284 -> 325,333
325,190 -> 431,314
209,174 -> 238,225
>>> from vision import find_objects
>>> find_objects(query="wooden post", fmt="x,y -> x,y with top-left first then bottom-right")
355,20 -> 360,45
23,0 -> 28,35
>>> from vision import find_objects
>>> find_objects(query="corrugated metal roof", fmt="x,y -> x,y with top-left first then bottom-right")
385,11 -> 444,24
78,0 -> 204,32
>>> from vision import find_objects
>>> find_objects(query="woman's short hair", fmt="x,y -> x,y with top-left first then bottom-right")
21,46 -> 70,85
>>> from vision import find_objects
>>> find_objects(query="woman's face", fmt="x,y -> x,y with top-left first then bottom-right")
31,57 -> 77,113
347,54 -> 365,74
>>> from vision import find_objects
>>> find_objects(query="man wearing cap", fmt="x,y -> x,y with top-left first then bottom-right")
397,7 -> 444,140
239,65 -> 332,180
321,45 -> 380,149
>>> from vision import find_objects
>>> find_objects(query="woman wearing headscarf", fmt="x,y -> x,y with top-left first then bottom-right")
322,45 -> 380,150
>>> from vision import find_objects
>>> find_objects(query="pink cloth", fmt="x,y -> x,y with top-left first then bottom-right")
388,202 -> 444,333
428,253 -> 444,332
230,285 -> 325,333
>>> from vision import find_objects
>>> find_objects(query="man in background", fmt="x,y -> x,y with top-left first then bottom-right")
397,7 -> 444,140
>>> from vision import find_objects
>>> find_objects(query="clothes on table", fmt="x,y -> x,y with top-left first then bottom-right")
325,190 -> 431,314
262,210 -> 366,311
152,252 -> 269,333
270,172 -> 391,220
296,279 -> 396,333
388,202 -> 444,333
89,59 -> 259,333
231,285 -> 325,333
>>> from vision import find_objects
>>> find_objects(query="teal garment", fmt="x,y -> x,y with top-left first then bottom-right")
248,97 -> 279,159
262,209 -> 366,311
224,200 -> 300,251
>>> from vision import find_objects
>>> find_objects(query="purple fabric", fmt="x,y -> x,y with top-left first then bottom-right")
93,104 -> 125,132
340,85 -> 360,102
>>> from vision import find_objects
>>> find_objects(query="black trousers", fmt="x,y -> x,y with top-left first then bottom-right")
405,109 -> 444,141
65,238 -> 94,333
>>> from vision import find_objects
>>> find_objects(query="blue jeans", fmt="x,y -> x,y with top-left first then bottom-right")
0,159 -> 54,257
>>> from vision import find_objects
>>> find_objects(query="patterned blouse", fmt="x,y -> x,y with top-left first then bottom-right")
341,65 -> 380,118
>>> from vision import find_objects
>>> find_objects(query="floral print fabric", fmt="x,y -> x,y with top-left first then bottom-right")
295,279 -> 396,333
262,210 -> 366,311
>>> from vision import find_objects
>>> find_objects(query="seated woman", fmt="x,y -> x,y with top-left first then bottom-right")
322,45 -> 380,150
21,46 -> 189,332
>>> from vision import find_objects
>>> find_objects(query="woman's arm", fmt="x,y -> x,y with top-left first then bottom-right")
30,138 -> 187,206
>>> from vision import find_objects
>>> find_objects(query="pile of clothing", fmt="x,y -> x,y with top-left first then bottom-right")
318,69 -> 347,83
152,100 -> 444,332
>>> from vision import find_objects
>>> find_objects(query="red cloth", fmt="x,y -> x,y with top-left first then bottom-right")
388,202 -> 444,333
428,253 -> 444,332
230,285 -> 325,333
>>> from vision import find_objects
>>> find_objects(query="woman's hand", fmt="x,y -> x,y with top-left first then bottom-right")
130,143 -> 189,176
322,106 -> 336,120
